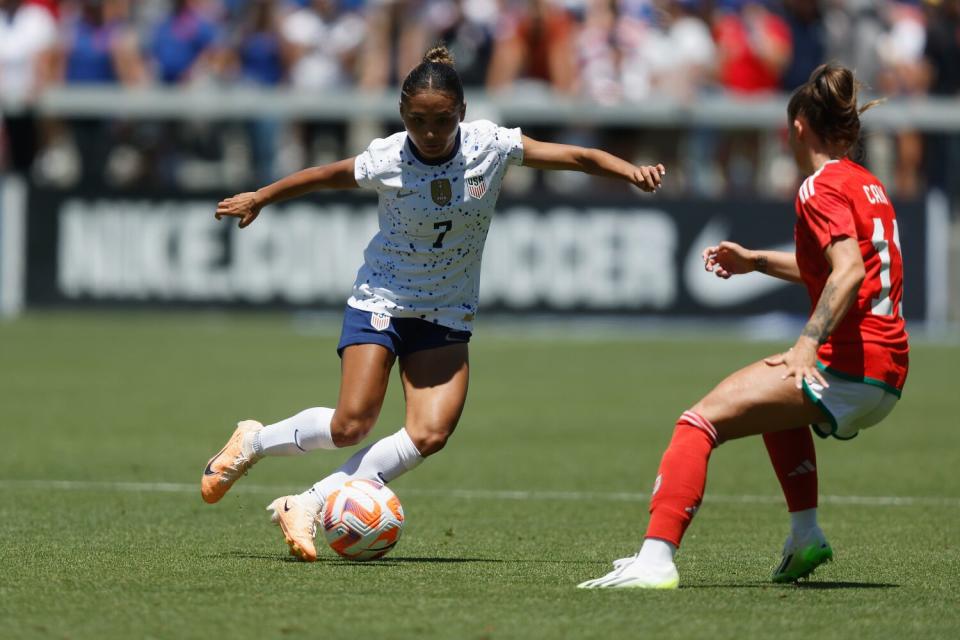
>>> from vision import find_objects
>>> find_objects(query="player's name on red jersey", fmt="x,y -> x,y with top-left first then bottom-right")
794,158 -> 909,394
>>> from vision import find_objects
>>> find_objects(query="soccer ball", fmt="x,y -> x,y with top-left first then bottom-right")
321,479 -> 405,561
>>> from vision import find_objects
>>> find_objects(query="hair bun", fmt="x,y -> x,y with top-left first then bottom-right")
813,65 -> 857,113
787,63 -> 881,155
423,43 -> 455,67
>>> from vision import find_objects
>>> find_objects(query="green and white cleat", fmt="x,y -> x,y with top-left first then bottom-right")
577,555 -> 680,590
772,528 -> 833,583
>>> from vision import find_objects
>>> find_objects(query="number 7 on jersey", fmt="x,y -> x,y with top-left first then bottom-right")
433,220 -> 452,248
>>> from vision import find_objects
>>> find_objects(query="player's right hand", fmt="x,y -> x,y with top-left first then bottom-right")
632,164 -> 666,192
215,192 -> 262,228
702,241 -> 753,279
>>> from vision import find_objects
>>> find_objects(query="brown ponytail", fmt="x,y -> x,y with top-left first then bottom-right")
787,64 -> 883,153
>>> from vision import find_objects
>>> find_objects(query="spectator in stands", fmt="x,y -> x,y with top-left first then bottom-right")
605,1 -> 660,103
577,1 -> 715,103
141,1 -> 230,188
284,0 -> 366,91
713,0 -> 792,94
822,0 -> 885,87
392,0 -> 497,88
711,0 -> 793,194
227,0 -> 292,182
231,0 -> 289,88
282,0 -> 365,171
876,0 -> 928,96
486,0 -> 577,95
781,0 -> 825,90
43,0 -> 148,187
924,0 -> 960,96
646,0 -> 719,196
359,0 -> 413,88
923,0 -> 960,197
150,0 -> 225,85
360,0 -> 495,91
59,0 -> 148,85
875,0 -> 928,197
0,0 -> 58,175
649,0 -> 716,102
576,0 -> 620,104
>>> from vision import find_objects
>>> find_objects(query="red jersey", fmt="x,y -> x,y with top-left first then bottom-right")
794,158 -> 909,394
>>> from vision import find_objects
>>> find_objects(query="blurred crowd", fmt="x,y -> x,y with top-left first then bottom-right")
1,0 -> 959,197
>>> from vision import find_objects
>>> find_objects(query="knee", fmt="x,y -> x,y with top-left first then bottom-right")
680,406 -> 724,446
408,426 -> 454,457
330,411 -> 378,447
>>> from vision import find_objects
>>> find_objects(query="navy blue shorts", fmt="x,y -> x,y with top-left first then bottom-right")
337,306 -> 472,357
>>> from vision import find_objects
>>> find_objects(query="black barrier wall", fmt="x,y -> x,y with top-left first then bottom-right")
24,188 -> 928,320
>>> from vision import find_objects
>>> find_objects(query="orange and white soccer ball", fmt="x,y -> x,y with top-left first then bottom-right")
321,479 -> 405,561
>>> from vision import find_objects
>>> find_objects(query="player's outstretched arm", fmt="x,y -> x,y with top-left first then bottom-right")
703,241 -> 802,283
215,157 -> 359,228
764,237 -> 865,388
520,135 -> 665,193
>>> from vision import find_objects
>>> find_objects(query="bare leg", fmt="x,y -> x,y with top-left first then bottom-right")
330,344 -> 396,446
253,344 -> 395,455
691,359 -> 827,442
579,358 -> 831,588
399,343 -> 469,456
302,343 -> 469,505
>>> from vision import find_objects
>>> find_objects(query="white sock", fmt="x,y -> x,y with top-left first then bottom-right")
252,407 -> 336,457
636,538 -> 677,568
304,428 -> 424,506
790,508 -> 819,537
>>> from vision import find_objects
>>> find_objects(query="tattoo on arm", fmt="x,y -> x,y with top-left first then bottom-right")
801,281 -> 840,344
753,254 -> 768,274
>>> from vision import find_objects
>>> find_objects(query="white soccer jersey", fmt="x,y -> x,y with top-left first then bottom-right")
350,120 -> 524,331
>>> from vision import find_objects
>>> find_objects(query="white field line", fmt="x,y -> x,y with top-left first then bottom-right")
0,479 -> 958,508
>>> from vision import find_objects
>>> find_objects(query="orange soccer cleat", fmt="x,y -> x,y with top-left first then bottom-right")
200,420 -> 262,504
267,495 -> 321,562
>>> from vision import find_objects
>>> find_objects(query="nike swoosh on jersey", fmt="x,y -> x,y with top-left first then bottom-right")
294,429 -> 306,452
395,190 -> 418,199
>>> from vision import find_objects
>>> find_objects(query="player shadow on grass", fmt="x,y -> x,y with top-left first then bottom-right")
690,581 -> 898,590
217,551 -> 507,564
793,581 -> 899,590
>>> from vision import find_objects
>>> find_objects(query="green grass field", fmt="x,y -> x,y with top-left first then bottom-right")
1,312 -> 958,639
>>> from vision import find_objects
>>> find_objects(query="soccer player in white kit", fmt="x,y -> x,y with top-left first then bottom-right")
201,44 -> 666,561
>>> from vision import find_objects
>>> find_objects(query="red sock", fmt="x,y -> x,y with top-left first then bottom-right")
763,427 -> 818,512
646,411 -> 717,547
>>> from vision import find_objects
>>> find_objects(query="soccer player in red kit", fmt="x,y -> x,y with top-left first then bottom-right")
579,64 -> 909,589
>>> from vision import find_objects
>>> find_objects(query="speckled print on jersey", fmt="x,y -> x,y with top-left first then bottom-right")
350,120 -> 524,332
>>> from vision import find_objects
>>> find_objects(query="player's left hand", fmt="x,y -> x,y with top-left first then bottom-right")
632,164 -> 666,192
764,338 -> 829,390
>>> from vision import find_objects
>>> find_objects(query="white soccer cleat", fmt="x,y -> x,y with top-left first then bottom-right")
577,554 -> 680,589
267,494 -> 321,562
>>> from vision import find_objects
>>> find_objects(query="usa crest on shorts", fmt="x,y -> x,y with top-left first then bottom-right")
370,312 -> 391,331
466,175 -> 486,199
